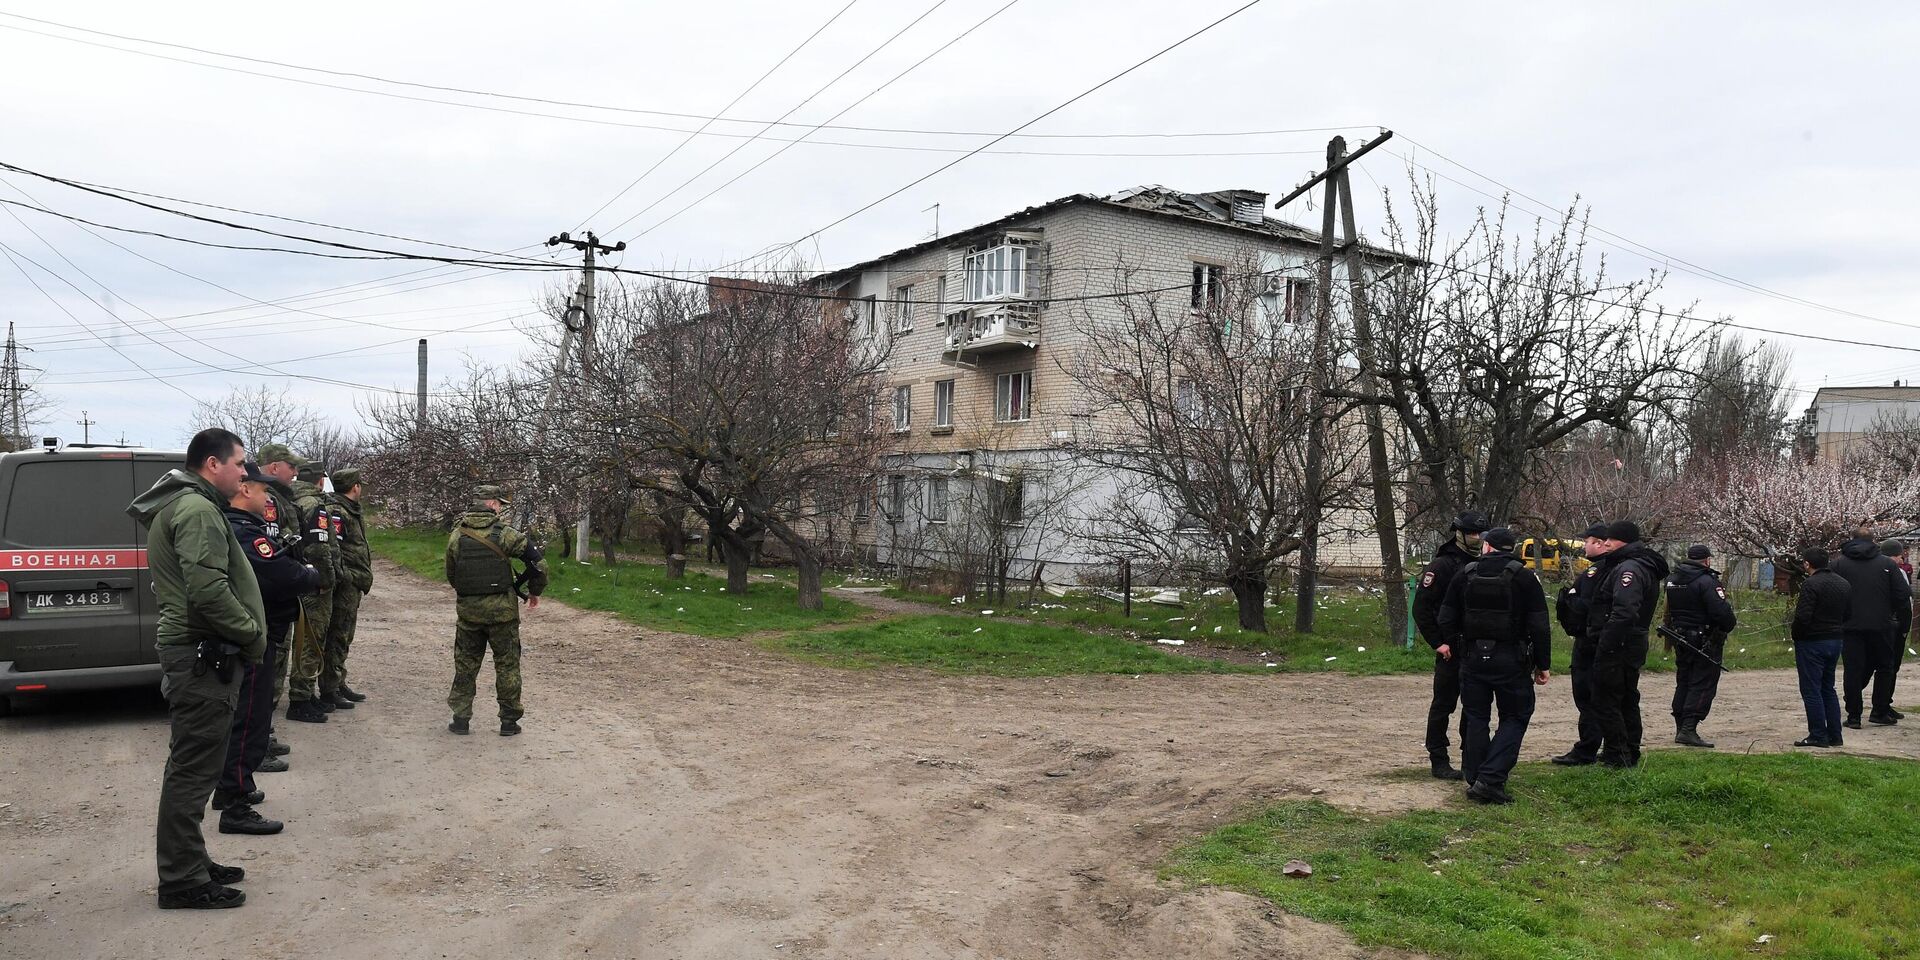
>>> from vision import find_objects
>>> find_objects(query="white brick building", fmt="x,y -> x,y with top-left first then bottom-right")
809,185 -> 1398,583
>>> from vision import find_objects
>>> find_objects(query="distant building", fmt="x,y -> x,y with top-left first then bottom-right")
1809,383 -> 1920,460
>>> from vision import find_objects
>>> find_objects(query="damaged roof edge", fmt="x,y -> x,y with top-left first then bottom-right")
810,186 -> 1412,286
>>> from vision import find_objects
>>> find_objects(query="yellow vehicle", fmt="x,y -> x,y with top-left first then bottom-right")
1518,536 -> 1593,576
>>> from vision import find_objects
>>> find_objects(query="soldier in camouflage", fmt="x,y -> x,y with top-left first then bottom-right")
444,485 -> 547,737
284,461 -> 339,723
253,443 -> 309,763
321,467 -> 373,708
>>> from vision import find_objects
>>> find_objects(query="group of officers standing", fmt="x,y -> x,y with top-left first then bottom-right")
133,429 -> 374,909
1412,511 -> 1914,804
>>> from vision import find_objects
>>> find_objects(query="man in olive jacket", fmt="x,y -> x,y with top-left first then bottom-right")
445,485 -> 547,736
128,428 -> 267,910
321,467 -> 374,707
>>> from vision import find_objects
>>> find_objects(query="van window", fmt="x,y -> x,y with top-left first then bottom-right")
3,460 -> 137,546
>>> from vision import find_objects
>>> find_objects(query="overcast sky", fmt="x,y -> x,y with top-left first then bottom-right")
2,1 -> 1916,448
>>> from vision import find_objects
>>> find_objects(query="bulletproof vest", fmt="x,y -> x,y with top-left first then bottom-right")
451,527 -> 515,596
1665,570 -> 1710,630
1462,559 -> 1523,642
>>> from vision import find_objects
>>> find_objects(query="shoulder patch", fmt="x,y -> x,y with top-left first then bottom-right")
253,537 -> 276,559
1618,570 -> 1635,588
1420,570 -> 1435,588
1716,586 -> 1727,599
264,500 -> 277,522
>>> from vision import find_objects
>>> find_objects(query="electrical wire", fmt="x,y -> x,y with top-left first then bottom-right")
573,0 -> 859,230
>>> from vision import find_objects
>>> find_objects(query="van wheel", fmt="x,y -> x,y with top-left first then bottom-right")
0,696 -> 12,718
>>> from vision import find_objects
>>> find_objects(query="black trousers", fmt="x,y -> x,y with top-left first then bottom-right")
1424,650 -> 1462,758
1566,637 -> 1603,759
1589,635 -> 1649,765
1460,645 -> 1536,789
1843,628 -> 1900,720
216,622 -> 286,800
1670,632 -> 1724,724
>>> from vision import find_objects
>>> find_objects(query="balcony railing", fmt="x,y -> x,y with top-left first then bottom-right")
944,302 -> 1040,355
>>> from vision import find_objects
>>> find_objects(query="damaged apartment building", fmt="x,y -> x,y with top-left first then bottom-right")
811,184 -> 1397,585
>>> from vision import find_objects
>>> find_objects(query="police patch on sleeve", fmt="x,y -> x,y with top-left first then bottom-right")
1619,570 -> 1635,588
1420,571 -> 1435,588
1716,586 -> 1727,599
253,537 -> 276,558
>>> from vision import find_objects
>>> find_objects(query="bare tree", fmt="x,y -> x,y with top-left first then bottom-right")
1687,451 -> 1918,562
1353,180 -> 1714,528
1680,334 -> 1793,465
1513,422 -> 1682,539
1856,410 -> 1920,475
1060,257 -> 1350,632
188,385 -> 323,448
360,361 -> 547,529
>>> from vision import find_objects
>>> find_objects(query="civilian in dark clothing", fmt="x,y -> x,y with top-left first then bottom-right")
1831,528 -> 1913,728
1437,528 -> 1552,805
213,463 -> 320,835
1552,523 -> 1613,766
1664,544 -> 1738,748
1585,520 -> 1669,768
1411,510 -> 1491,781
1793,546 -> 1852,747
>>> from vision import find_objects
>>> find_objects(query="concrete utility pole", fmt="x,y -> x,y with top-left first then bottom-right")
1285,130 -> 1403,640
76,410 -> 94,445
545,230 -> 625,562
415,339 -> 428,428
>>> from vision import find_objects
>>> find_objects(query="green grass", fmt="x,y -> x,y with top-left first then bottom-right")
367,526 -> 860,637
767,614 -> 1266,676
1169,752 -> 1920,960
887,585 -> 1803,676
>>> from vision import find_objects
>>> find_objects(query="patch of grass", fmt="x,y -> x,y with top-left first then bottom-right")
1170,752 -> 1920,960
887,584 -> 1802,676
368,526 -> 859,637
767,614 -> 1265,676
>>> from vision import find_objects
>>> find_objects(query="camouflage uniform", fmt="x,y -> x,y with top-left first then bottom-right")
445,497 -> 547,722
286,472 -> 338,706
262,475 -> 303,709
321,469 -> 373,699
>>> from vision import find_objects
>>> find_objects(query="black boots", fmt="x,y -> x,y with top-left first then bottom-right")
286,699 -> 327,724
337,684 -> 367,703
1429,755 -> 1463,781
1675,721 -> 1713,748
217,805 -> 284,835
448,717 -> 470,735
1466,781 -> 1513,804
500,720 -> 522,737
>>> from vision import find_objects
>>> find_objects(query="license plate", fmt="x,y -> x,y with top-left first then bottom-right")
24,590 -> 126,613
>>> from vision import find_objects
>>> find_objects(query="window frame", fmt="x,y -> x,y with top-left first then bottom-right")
892,384 -> 912,433
933,379 -> 955,428
1191,261 -> 1225,312
926,475 -> 949,523
886,474 -> 907,521
890,284 -> 914,334
964,242 -> 1027,302
995,371 -> 1032,423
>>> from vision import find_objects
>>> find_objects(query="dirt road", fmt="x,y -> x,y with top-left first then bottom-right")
5,559 -> 1915,959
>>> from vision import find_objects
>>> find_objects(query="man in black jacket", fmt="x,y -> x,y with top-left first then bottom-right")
1832,527 -> 1914,728
1411,510 -> 1492,781
1665,544 -> 1738,748
1552,523 -> 1613,766
1793,546 -> 1852,747
1585,520 -> 1669,768
213,462 -> 320,836
1437,528 -> 1552,805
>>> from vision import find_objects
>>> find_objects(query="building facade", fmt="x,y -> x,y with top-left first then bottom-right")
1809,384 -> 1920,461
808,185 -> 1394,584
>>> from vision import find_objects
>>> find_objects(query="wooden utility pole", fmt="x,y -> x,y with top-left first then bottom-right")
545,230 -> 624,562
1284,130 -> 1403,641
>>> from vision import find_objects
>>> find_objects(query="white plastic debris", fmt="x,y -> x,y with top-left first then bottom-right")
571,587 -> 582,593
1357,646 -> 1367,652
981,609 -> 995,615
972,627 -> 983,633
1755,935 -> 1774,945
1157,638 -> 1186,646
676,607 -> 685,612
1213,626 -> 1223,634
1324,656 -> 1338,662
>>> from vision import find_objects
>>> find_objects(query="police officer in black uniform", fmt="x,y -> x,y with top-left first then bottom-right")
1412,510 -> 1491,780
1665,543 -> 1737,748
1585,520 -> 1669,768
1552,523 -> 1613,765
1437,527 -> 1551,805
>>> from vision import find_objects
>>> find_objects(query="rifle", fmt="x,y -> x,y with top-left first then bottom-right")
1657,624 -> 1730,674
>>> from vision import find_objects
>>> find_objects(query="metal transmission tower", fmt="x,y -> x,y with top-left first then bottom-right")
0,323 -> 29,450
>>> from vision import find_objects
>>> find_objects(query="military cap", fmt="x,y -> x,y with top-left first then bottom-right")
1452,510 -> 1491,535
1605,520 -> 1642,544
240,460 -> 270,485
256,442 -> 310,468
331,467 -> 364,491
296,460 -> 328,482
473,484 -> 511,504
1686,544 -> 1712,561
1581,522 -> 1610,540
1484,527 -> 1518,551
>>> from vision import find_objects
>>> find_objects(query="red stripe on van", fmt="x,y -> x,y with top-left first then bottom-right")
0,549 -> 149,570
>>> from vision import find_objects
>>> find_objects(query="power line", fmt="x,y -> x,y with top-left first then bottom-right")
573,0 -> 859,230
721,0 -> 1269,270
0,10 -> 1369,143
617,0 -> 1021,243
599,0 -> 956,236
0,242 -> 197,401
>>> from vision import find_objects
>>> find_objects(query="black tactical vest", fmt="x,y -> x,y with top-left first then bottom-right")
1462,559 -> 1523,643
451,528 -> 514,596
